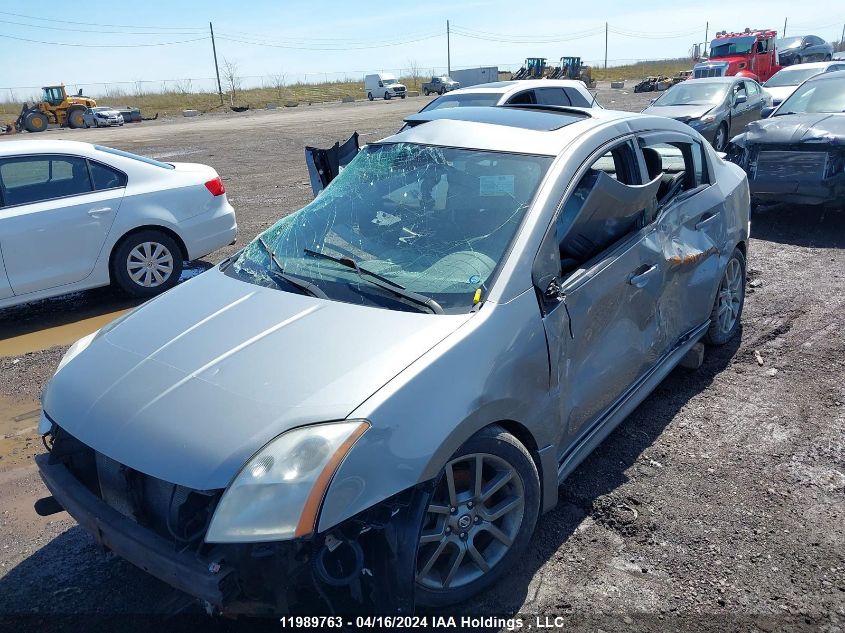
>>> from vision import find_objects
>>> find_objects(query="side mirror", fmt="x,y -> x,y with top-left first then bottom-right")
761,106 -> 775,118
734,94 -> 747,105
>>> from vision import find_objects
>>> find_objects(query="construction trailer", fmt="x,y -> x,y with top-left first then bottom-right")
448,66 -> 499,87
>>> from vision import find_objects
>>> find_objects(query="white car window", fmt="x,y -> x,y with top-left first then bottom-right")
0,155 -> 93,207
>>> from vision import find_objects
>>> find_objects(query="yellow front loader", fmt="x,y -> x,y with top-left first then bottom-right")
15,85 -> 96,133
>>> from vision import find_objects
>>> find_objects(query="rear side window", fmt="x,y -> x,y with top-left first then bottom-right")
0,155 -> 92,207
89,161 -> 127,190
535,87 -> 572,106
507,90 -> 537,105
93,145 -> 174,169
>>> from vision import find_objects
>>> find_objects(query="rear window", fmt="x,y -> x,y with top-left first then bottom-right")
421,93 -> 500,111
94,145 -> 174,169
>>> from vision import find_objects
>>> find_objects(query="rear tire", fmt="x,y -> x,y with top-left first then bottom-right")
367,92 -> 373,101
111,230 -> 183,298
704,247 -> 746,346
415,425 -> 540,608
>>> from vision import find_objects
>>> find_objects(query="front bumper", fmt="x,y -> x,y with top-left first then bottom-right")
36,454 -> 237,606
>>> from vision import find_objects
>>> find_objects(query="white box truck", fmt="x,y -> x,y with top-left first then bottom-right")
364,73 -> 407,100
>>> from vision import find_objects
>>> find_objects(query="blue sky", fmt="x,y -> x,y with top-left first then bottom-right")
0,0 -> 842,97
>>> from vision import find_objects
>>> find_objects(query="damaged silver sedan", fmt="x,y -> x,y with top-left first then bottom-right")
34,105 -> 750,615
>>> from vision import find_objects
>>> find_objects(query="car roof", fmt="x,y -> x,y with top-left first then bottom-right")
683,76 -> 746,84
379,106 -> 665,156
778,61 -> 842,71
404,106 -> 591,131
445,79 -> 589,96
0,139 -> 96,155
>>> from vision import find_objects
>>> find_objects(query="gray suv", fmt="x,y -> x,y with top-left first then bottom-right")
36,105 -> 750,615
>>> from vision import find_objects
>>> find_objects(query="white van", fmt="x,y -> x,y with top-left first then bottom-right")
364,73 -> 407,101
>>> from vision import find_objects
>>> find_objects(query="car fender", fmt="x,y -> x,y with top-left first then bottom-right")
318,289 -> 556,532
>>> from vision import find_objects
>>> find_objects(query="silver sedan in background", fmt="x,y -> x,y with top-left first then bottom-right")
35,105 -> 749,615
82,106 -> 124,128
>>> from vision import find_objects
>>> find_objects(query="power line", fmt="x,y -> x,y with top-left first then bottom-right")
0,34 -> 209,47
0,9 -> 204,31
216,28 -> 440,44
0,17 -> 204,35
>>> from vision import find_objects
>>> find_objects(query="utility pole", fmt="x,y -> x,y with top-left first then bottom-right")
209,22 -> 224,106
446,20 -> 451,75
704,21 -> 709,57
782,17 -> 787,37
604,22 -> 608,69
840,22 -> 844,50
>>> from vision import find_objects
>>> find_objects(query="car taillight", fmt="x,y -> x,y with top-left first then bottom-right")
204,177 -> 225,196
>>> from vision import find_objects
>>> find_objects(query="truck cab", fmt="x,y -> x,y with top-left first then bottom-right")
365,73 -> 407,101
694,29 -> 780,83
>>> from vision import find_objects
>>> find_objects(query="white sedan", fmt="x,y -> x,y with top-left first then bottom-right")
0,140 -> 237,308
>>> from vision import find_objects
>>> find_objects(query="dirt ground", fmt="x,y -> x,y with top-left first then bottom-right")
0,85 -> 843,632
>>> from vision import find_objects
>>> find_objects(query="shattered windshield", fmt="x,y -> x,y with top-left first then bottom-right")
653,82 -> 729,106
228,143 -> 552,312
776,76 -> 845,115
710,37 -> 755,57
422,93 -> 501,111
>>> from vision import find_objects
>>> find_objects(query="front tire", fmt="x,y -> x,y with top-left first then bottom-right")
384,91 -> 391,100
67,107 -> 85,129
704,247 -> 746,346
415,425 -> 540,608
713,122 -> 729,152
111,230 -> 183,298
794,55 -> 802,65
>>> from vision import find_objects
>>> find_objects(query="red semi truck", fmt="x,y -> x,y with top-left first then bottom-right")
693,29 -> 781,83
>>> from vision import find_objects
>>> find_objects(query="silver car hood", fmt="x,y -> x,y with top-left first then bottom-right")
42,267 -> 471,489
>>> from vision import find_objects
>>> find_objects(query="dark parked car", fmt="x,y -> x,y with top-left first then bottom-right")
776,35 -> 834,65
727,70 -> 845,208
641,77 -> 770,150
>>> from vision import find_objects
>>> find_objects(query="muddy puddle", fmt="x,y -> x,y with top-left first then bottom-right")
0,395 -> 42,472
0,262 -> 211,358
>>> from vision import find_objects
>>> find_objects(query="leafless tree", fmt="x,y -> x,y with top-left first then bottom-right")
406,58 -> 421,89
221,57 -> 242,105
173,78 -> 193,96
269,72 -> 287,100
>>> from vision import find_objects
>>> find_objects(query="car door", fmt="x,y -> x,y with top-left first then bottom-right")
0,245 -> 12,300
728,81 -> 753,134
636,132 -> 726,340
743,80 -> 765,122
0,154 -> 125,296
532,138 -> 665,455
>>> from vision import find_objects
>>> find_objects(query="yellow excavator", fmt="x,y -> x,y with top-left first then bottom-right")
14,84 -> 97,133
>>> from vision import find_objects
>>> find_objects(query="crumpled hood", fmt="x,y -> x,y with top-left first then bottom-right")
642,104 -> 714,121
743,113 -> 845,144
42,267 -> 471,489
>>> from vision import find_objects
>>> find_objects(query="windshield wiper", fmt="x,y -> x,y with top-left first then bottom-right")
256,237 -> 328,299
303,247 -> 444,314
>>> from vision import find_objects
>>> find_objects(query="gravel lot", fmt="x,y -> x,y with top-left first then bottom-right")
0,84 -> 843,632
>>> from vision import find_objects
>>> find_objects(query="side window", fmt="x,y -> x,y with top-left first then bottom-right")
555,140 -> 655,271
535,88 -> 571,106
89,160 -> 127,190
566,88 -> 592,107
0,155 -> 92,207
638,138 -> 709,209
507,90 -> 536,105
746,81 -> 760,95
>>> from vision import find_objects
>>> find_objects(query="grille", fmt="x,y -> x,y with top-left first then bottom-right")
693,67 -> 724,78
753,150 -> 828,182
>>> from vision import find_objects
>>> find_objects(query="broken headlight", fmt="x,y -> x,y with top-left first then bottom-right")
205,420 -> 369,543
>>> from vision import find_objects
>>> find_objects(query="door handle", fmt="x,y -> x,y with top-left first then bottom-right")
629,265 -> 658,288
695,212 -> 719,230
88,207 -> 112,217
